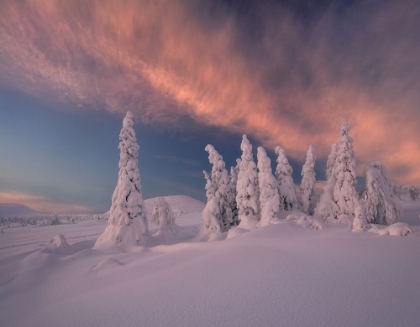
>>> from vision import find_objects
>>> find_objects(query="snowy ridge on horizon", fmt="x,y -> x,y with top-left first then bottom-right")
0,203 -> 40,218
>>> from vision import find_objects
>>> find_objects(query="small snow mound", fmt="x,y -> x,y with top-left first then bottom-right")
43,234 -> 73,255
92,258 -> 124,270
270,218 -> 283,225
369,222 -> 412,236
226,226 -> 249,239
286,214 -> 324,230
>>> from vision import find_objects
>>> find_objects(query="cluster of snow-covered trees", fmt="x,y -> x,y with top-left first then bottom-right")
313,119 -> 401,230
201,135 -> 316,235
94,112 -> 409,248
202,119 -> 406,236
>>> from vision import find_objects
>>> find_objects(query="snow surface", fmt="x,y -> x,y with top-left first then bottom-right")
1,197 -> 420,327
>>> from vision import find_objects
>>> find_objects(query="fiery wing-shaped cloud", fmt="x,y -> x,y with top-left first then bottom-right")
0,0 -> 419,184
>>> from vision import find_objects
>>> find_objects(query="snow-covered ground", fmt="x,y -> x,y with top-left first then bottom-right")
1,196 -> 419,327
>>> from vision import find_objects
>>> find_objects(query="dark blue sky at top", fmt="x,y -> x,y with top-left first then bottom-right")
0,86 -> 327,213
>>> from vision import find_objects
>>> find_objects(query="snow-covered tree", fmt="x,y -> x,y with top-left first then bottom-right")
403,185 -> 420,201
332,119 -> 363,224
275,146 -> 297,211
257,147 -> 279,227
203,170 -> 215,202
95,111 -> 148,248
227,159 -> 241,226
363,161 -> 402,225
315,119 -> 367,229
236,135 -> 259,229
151,197 -> 176,232
205,145 -> 232,232
326,143 -> 337,180
300,145 -> 316,215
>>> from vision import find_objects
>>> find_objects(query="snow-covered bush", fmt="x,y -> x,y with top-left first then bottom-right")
300,145 -> 316,215
369,222 -> 412,236
200,197 -> 222,239
151,197 -> 176,232
286,214 -> 324,230
257,147 -> 279,227
363,161 -> 402,225
236,135 -> 260,229
95,111 -> 148,248
403,185 -> 420,201
50,213 -> 60,225
275,146 -> 297,211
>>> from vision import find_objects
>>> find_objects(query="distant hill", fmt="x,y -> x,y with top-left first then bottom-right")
144,195 -> 205,216
0,203 -> 40,218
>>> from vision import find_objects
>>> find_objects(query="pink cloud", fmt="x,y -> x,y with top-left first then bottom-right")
0,0 -> 419,184
0,192 -> 92,214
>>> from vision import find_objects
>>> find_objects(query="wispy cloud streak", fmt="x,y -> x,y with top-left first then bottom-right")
0,0 -> 419,183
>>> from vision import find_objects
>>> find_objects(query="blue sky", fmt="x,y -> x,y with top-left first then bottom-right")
1,86 -> 320,213
0,0 -> 419,213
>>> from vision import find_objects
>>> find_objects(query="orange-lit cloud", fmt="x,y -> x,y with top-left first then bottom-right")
0,0 -> 419,184
0,192 -> 91,214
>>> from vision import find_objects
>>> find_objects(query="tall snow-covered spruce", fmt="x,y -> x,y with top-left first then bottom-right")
363,161 -> 402,225
204,145 -> 232,232
257,147 -> 279,227
300,145 -> 316,215
95,111 -> 148,248
236,135 -> 260,229
315,119 -> 367,230
275,146 -> 297,211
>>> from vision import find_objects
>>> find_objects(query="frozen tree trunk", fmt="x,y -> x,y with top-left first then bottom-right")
257,147 -> 279,227
300,145 -> 316,215
95,111 -> 148,248
236,135 -> 260,229
363,161 -> 402,225
275,146 -> 297,211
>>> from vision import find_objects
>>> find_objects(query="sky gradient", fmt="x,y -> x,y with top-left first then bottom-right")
1,0 -> 419,213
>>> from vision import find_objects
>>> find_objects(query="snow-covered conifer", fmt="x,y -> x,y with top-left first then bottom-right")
236,135 -> 259,229
95,111 -> 148,248
403,185 -> 420,201
227,159 -> 241,226
257,147 -> 279,227
151,197 -> 176,232
275,146 -> 297,211
199,144 -> 232,232
203,170 -> 215,202
326,143 -> 337,180
363,161 -> 402,225
204,145 -> 232,232
332,119 -> 364,224
315,119 -> 366,228
300,145 -> 316,215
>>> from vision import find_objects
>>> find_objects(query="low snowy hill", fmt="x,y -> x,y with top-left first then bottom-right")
144,195 -> 205,217
0,203 -> 40,218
